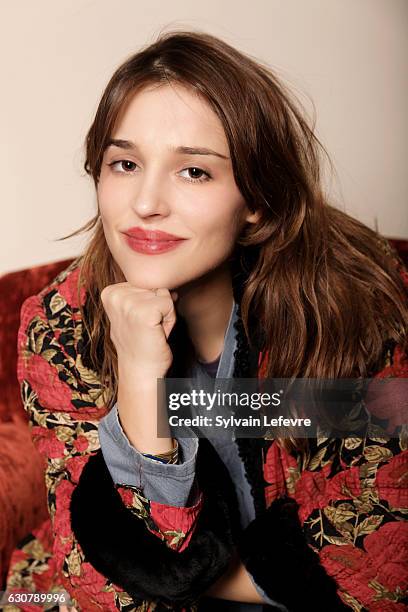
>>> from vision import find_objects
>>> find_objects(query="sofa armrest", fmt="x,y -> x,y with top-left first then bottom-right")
0,415 -> 48,588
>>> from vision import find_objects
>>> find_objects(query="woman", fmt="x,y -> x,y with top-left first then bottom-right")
4,30 -> 407,612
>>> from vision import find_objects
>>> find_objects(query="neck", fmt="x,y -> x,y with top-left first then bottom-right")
176,261 -> 234,363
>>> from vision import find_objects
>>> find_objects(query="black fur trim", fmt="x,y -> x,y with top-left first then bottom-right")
237,496 -> 349,611
70,438 -> 241,609
231,299 -> 269,519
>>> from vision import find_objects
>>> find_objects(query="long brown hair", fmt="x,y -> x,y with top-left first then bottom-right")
72,30 -> 407,440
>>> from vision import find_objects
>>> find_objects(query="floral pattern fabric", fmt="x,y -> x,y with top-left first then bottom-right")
4,257 -> 408,611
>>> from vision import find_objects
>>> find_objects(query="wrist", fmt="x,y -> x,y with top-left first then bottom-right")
118,363 -> 162,387
141,438 -> 179,464
116,379 -> 173,453
117,408 -> 173,455
118,355 -> 170,382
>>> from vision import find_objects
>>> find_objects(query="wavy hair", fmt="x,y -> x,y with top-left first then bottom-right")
70,30 -> 407,451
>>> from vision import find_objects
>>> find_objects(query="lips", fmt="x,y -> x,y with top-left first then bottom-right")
122,226 -> 187,255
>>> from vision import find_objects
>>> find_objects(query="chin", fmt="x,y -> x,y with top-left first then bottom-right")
123,269 -> 183,291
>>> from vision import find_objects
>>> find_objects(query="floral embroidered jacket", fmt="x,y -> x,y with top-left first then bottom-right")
4,258 -> 408,612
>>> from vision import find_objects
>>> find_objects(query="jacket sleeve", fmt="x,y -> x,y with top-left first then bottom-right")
99,406 -> 281,608
238,496 -> 350,612
18,293 -> 240,609
238,445 -> 407,612
239,339 -> 408,612
98,403 -> 200,507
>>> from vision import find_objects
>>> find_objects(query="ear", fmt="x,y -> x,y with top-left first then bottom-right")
245,208 -> 261,224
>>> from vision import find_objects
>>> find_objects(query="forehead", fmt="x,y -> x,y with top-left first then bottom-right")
111,83 -> 228,152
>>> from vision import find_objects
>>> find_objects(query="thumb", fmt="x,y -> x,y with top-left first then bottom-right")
154,288 -> 177,339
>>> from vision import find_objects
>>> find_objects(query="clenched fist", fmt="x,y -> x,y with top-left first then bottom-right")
101,284 -> 178,379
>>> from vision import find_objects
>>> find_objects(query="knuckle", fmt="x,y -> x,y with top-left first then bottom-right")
155,287 -> 168,295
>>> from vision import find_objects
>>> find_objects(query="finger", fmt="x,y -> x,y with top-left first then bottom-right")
154,288 -> 178,301
154,288 -> 171,297
150,295 -> 176,321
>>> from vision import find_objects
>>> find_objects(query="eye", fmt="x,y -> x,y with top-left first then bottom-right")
108,160 -> 138,173
179,167 -> 211,184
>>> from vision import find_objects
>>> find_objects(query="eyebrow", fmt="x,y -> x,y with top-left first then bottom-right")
105,138 -> 230,160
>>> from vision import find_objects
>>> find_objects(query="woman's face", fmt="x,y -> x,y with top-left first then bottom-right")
97,82 -> 258,290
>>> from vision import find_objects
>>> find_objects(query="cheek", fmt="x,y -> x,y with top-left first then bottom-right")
195,202 -> 245,246
97,180 -> 125,225
97,181 -> 110,218
185,180 -> 244,223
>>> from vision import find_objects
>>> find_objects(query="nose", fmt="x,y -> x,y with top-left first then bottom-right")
130,169 -> 171,219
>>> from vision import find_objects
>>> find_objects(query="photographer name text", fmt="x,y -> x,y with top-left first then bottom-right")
168,414 -> 312,428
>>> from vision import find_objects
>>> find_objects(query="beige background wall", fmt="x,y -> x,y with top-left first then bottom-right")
1,0 -> 407,275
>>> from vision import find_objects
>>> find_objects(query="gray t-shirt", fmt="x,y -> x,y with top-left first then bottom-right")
98,302 -> 285,611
